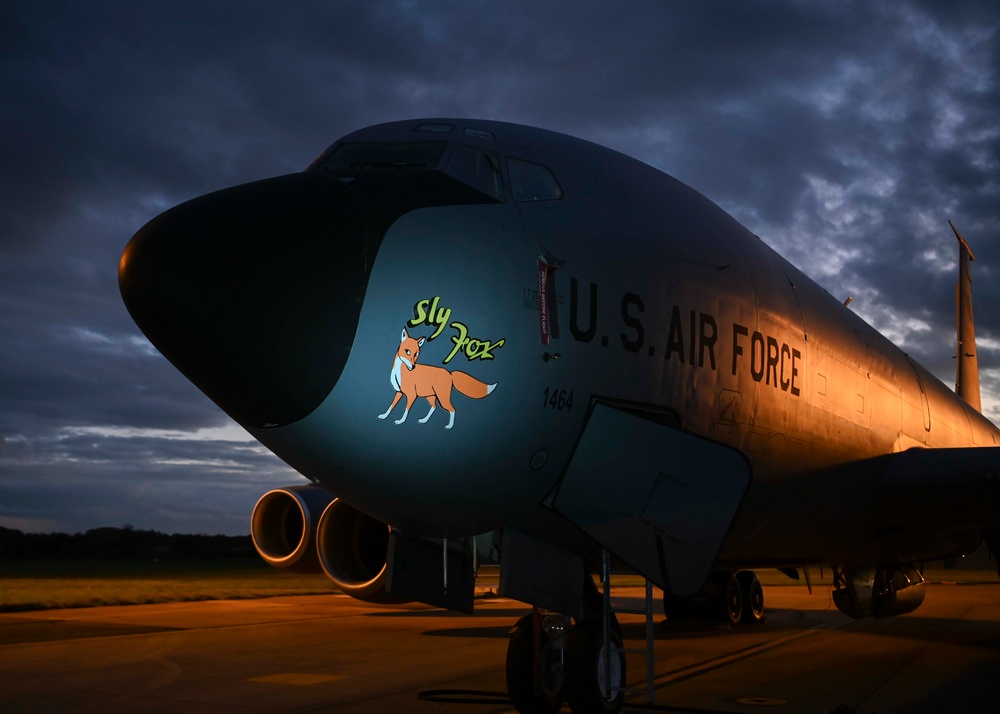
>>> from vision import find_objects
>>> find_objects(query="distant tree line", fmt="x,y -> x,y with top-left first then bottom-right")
0,525 -> 255,560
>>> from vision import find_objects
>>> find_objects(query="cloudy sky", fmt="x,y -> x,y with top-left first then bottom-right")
3,1 -> 998,535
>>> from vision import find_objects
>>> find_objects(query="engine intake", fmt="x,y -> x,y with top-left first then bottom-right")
251,485 -> 409,603
317,498 -> 406,603
250,485 -> 335,573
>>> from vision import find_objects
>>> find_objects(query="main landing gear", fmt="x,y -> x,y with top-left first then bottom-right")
662,570 -> 765,626
506,610 -> 626,714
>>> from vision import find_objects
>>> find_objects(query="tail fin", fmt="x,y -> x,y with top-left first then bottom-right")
950,219 -> 981,412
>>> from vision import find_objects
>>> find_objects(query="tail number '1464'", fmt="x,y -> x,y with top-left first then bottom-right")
542,388 -> 574,411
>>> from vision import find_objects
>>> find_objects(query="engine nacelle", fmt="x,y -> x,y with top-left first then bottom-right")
316,498 -> 407,603
250,485 -> 335,573
251,485 -> 404,602
832,563 -> 926,619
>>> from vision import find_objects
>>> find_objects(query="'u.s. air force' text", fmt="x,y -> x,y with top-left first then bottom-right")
567,278 -> 801,396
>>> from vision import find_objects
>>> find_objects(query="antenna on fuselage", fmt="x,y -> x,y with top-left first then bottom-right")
950,219 -> 981,413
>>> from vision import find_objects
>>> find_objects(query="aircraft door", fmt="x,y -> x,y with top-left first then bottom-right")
552,403 -> 752,596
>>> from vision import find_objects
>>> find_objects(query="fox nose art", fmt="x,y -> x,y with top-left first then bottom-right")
119,172 -> 367,429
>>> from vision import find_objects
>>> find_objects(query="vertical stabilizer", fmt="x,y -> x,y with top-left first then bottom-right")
950,220 -> 981,412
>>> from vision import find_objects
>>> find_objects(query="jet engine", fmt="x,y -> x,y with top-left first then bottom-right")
250,484 -> 402,602
832,563 -> 926,619
251,485 -> 334,573
315,496 -> 405,603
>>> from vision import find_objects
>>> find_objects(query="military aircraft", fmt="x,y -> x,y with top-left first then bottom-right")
119,118 -> 1000,714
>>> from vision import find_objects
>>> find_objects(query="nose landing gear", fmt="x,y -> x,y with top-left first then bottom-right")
506,568 -> 765,713
565,617 -> 626,714
506,611 -> 627,714
505,611 -> 567,714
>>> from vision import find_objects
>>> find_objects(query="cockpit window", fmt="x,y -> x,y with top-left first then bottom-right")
313,140 -> 504,203
444,144 -> 503,201
316,141 -> 448,176
508,157 -> 563,201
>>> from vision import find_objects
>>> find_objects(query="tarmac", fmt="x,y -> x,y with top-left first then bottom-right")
2,579 -> 1000,713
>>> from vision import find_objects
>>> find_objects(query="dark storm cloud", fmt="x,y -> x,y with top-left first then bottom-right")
2,1 -> 998,533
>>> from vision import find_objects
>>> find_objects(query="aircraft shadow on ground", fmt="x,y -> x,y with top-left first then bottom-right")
422,625 -> 514,639
367,607 -> 530,619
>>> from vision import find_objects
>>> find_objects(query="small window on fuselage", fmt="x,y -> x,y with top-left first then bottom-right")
444,144 -> 504,201
508,157 -> 563,201
413,122 -> 455,133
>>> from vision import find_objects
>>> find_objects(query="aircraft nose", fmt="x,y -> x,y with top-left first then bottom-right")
119,172 -> 367,428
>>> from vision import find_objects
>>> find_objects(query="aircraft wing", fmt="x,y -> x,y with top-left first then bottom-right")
552,407 -> 1000,594
872,446 -> 1000,537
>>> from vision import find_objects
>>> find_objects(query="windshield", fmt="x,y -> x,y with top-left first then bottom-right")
315,140 -> 505,202
444,144 -> 503,201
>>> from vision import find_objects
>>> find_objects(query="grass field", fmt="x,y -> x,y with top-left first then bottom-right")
0,557 -> 995,613
0,558 -> 335,612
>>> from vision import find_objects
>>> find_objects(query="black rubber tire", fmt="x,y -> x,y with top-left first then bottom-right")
737,570 -> 765,624
565,618 -> 626,714
708,571 -> 742,625
505,615 -> 563,714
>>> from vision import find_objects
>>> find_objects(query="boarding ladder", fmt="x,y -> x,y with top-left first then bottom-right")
601,549 -> 656,705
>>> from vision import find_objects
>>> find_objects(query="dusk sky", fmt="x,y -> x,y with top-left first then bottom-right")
3,1 -> 999,535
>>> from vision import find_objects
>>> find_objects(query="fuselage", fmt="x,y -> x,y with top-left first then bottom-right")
120,118 -> 1000,571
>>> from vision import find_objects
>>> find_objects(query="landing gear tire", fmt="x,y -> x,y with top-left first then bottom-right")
706,571 -> 743,625
724,572 -> 742,625
506,615 -> 564,714
737,570 -> 765,624
565,617 -> 626,714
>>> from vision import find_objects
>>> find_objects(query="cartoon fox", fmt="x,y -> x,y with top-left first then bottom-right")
377,328 -> 497,429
